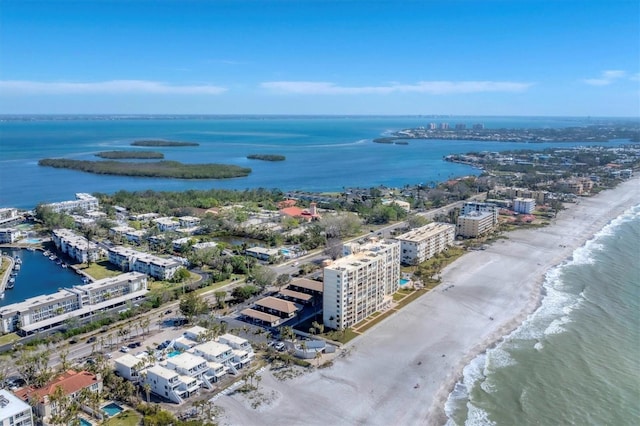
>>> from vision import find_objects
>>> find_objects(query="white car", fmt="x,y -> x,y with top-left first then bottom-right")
120,346 -> 130,353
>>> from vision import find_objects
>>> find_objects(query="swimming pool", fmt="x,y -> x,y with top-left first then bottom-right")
399,278 -> 410,286
167,350 -> 181,358
102,402 -> 124,417
79,418 -> 93,426
24,238 -> 41,244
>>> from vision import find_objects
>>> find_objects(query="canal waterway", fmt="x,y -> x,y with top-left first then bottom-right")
0,248 -> 84,307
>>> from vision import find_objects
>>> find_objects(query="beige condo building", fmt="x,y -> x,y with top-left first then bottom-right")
323,240 -> 400,330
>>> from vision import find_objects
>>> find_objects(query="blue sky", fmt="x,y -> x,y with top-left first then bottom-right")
1,0 -> 638,116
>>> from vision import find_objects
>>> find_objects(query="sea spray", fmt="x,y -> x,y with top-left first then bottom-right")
444,204 -> 640,425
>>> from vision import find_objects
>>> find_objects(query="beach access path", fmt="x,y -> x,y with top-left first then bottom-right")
214,176 -> 640,426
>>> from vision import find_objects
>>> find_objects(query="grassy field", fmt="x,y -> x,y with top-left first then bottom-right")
103,410 -> 141,426
0,333 -> 20,345
78,260 -> 123,280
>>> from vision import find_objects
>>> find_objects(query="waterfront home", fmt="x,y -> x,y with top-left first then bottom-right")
14,370 -> 101,425
178,216 -> 200,228
245,246 -> 280,262
141,365 -> 185,404
456,211 -> 496,238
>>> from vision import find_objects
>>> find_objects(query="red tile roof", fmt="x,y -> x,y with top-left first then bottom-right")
15,370 -> 99,403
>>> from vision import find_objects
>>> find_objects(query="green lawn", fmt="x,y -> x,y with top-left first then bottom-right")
78,260 -> 123,280
0,333 -> 19,345
103,410 -> 141,426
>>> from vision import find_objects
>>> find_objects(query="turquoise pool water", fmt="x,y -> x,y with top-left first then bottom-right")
399,279 -> 410,286
79,419 -> 92,426
168,350 -> 181,358
102,402 -> 124,417
24,238 -> 41,244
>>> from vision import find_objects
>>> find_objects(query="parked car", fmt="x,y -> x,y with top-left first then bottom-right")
274,342 -> 286,351
127,342 -> 137,349
87,336 -> 96,344
120,346 -> 130,353
164,309 -> 173,314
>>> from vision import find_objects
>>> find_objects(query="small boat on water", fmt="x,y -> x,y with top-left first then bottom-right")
27,247 -> 36,252
14,256 -> 22,264
62,263 -> 68,268
13,263 -> 21,271
7,279 -> 15,289
43,250 -> 51,256
49,255 -> 57,261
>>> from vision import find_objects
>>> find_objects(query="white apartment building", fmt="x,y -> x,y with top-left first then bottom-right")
323,240 -> 400,330
461,201 -> 499,225
166,352 -> 211,389
51,229 -> 100,264
142,365 -> 192,404
114,354 -> 148,382
457,211 -> 495,238
178,216 -> 201,228
395,222 -> 456,265
44,193 -> 99,214
0,389 -> 33,426
513,197 -> 536,214
154,217 -> 180,232
0,208 -> 20,226
0,272 -> 148,334
0,228 -> 20,244
108,246 -> 181,280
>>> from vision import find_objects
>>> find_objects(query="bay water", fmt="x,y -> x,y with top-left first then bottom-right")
0,115 -> 630,209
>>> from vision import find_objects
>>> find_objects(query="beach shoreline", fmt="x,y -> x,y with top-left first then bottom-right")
215,176 -> 640,426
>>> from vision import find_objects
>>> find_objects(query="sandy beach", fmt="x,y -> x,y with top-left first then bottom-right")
215,176 -> 640,426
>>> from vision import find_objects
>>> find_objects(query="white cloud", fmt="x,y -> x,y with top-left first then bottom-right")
582,70 -> 627,86
0,80 -> 227,95
260,80 -> 533,95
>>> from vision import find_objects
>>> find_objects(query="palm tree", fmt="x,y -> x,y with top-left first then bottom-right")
315,350 -> 322,367
143,383 -> 152,403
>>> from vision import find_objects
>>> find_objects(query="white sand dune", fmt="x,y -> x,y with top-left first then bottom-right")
216,176 -> 639,426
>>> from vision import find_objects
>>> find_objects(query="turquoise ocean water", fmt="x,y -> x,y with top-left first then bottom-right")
0,115 -> 631,209
445,205 -> 640,426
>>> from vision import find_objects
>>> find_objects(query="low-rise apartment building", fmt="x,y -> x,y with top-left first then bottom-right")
395,222 -> 456,265
51,229 -> 101,264
0,272 -> 148,334
0,389 -> 33,426
0,208 -> 20,226
44,193 -> 99,214
0,228 -> 20,244
108,246 -> 181,280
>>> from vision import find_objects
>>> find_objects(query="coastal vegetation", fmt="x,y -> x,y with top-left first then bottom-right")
375,123 -> 640,143
247,154 -> 286,161
131,140 -> 199,147
95,151 -> 164,159
38,158 -> 251,179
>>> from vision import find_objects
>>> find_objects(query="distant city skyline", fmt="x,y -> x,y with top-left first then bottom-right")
1,0 -> 638,116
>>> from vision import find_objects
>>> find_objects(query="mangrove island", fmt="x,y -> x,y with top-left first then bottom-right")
247,154 -> 286,161
131,140 -> 200,147
95,151 -> 165,159
38,158 -> 251,179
